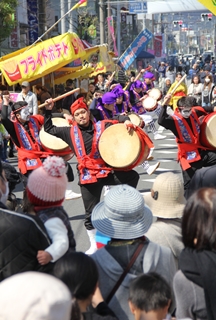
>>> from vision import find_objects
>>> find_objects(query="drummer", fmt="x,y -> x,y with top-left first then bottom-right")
1,95 -> 81,201
127,80 -> 166,141
91,92 -> 159,175
158,95 -> 216,193
90,92 -> 118,121
44,97 -> 139,255
167,72 -> 187,110
111,85 -> 132,114
142,72 -> 155,94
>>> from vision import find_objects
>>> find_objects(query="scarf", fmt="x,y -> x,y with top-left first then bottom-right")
180,247 -> 216,320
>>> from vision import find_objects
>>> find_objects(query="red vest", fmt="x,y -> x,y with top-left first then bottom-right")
171,109 -> 205,170
70,120 -> 117,184
13,115 -> 50,174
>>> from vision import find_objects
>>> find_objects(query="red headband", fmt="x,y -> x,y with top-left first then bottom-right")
70,97 -> 88,115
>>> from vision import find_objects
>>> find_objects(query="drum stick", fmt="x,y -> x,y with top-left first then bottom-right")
134,65 -> 152,82
162,73 -> 187,106
110,71 -> 116,82
38,87 -> 80,109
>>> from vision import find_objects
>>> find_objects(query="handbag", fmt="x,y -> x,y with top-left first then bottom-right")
105,241 -> 145,304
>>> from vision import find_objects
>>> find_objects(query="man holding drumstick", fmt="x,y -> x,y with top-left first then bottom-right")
44,97 -> 140,255
1,94 -> 81,200
158,95 -> 216,195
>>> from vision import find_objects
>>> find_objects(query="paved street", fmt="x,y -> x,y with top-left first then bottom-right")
11,121 -> 181,253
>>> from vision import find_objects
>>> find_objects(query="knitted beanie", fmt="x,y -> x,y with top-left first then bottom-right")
27,156 -> 68,207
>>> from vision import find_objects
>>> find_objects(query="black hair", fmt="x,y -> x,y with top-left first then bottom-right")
12,101 -> 28,113
98,73 -> 105,78
192,75 -> 201,84
35,84 -> 49,92
177,96 -> 195,109
182,188 -> 216,250
66,79 -> 74,86
53,252 -> 98,299
129,272 -> 171,312
0,85 -> 7,91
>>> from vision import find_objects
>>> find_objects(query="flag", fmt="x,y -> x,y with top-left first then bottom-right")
79,0 -> 87,7
107,16 -> 118,56
197,0 -> 216,15
71,0 -> 87,10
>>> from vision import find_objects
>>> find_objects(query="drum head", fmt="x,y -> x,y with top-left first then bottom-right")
99,124 -> 141,168
204,114 -> 216,148
148,88 -> 162,100
143,96 -> 157,110
128,113 -> 141,126
40,118 -> 70,151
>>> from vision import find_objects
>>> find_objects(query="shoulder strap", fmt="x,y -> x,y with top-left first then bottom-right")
105,241 -> 145,304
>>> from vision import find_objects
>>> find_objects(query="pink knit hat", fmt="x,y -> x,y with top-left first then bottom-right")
27,156 -> 68,207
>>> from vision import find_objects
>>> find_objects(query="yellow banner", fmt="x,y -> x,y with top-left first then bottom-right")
197,0 -> 216,15
54,66 -> 94,85
0,32 -> 86,85
82,45 -> 115,76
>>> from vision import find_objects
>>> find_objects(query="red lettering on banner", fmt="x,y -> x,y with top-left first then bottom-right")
20,60 -> 29,74
27,56 -> 36,71
47,46 -> 56,61
55,43 -> 62,58
62,41 -> 69,55
36,51 -> 43,66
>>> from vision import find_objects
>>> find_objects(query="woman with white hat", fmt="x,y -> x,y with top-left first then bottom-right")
91,184 -> 176,320
144,172 -> 185,268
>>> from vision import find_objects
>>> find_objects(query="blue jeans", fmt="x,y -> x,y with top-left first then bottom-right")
202,102 -> 211,108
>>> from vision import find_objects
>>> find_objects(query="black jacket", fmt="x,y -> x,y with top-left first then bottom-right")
185,165 -> 216,199
0,208 -> 53,281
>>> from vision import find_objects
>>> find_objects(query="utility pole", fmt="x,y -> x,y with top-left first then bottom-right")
117,2 -> 121,56
68,0 -> 74,32
61,0 -> 66,34
107,0 -> 112,50
99,0 -> 105,44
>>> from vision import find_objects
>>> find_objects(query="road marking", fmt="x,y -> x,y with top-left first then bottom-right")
155,150 -> 177,154
159,144 -> 177,147
156,159 -> 175,162
142,179 -> 156,183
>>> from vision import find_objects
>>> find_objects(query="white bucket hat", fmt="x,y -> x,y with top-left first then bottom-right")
0,272 -> 72,320
144,172 -> 185,219
92,184 -> 153,239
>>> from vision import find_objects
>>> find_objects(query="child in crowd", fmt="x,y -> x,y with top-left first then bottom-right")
128,273 -> 171,320
26,156 -> 76,265
53,252 -> 118,320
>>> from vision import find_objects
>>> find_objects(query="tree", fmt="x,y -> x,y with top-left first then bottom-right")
0,0 -> 18,44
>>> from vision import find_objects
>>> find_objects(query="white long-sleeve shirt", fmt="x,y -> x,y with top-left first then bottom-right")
44,217 -> 69,262
17,91 -> 38,115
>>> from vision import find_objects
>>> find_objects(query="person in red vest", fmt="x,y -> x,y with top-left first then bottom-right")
44,97 -> 140,255
1,94 -> 81,200
158,95 -> 216,194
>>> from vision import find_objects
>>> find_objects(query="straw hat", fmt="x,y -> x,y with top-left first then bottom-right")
144,172 -> 185,219
92,184 -> 153,239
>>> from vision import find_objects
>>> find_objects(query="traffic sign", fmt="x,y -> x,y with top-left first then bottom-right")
129,1 -> 147,14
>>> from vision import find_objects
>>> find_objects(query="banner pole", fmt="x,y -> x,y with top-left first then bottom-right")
25,0 -> 86,52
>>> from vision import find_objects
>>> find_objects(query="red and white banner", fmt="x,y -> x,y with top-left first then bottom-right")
107,16 -> 118,56
154,35 -> 162,57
